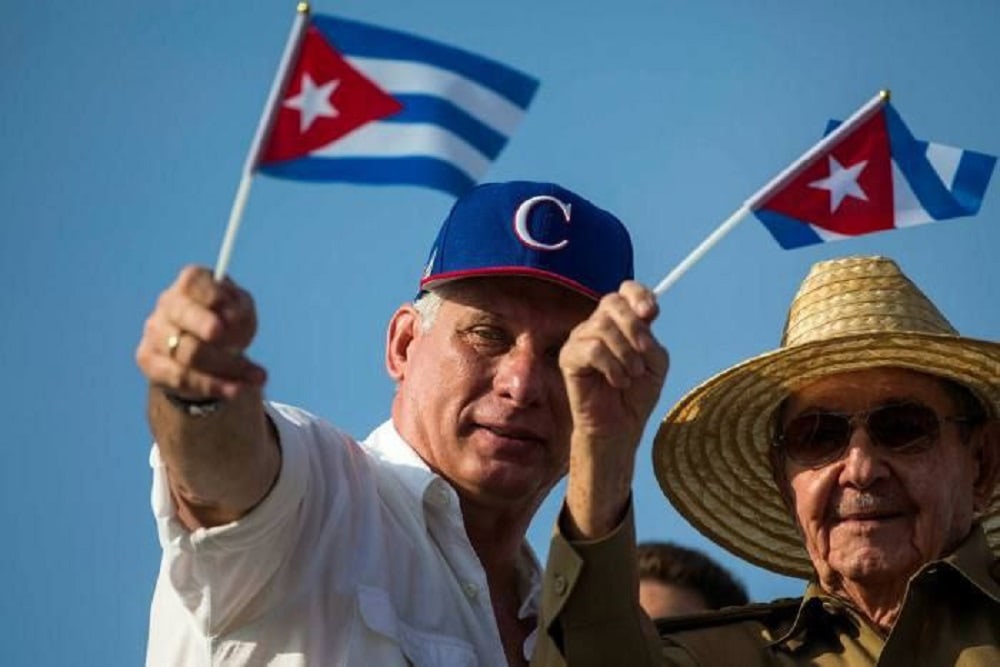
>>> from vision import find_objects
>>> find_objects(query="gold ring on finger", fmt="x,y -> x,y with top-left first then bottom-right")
166,332 -> 183,358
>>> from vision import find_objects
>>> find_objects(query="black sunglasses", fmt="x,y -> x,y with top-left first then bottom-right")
774,401 -> 973,468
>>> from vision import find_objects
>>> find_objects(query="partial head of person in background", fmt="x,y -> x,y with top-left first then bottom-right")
637,541 -> 749,618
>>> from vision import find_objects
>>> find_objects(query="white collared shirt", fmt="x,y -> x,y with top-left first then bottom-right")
146,403 -> 541,666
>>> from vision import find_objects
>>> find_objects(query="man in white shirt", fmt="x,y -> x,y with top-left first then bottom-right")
134,181 -> 641,666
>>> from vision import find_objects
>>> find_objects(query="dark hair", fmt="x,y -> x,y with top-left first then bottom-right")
637,541 -> 749,609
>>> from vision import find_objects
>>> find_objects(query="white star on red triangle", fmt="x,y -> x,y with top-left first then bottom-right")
283,73 -> 340,133
809,156 -> 869,213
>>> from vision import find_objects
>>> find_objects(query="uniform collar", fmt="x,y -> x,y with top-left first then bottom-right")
769,583 -> 848,651
934,522 -> 1000,603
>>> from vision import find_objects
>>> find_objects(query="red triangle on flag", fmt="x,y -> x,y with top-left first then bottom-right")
260,26 -> 403,164
757,111 -> 895,236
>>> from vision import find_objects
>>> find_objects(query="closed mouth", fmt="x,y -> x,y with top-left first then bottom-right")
840,513 -> 902,521
832,509 -> 908,524
478,423 -> 544,443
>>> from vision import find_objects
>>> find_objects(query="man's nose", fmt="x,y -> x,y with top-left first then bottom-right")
838,424 -> 889,488
494,345 -> 546,406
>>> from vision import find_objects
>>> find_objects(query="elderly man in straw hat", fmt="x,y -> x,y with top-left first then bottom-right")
532,255 -> 999,666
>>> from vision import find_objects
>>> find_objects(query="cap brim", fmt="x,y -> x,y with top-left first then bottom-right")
420,266 -> 602,300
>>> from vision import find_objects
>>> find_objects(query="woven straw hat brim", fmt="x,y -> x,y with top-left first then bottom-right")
653,331 -> 1000,580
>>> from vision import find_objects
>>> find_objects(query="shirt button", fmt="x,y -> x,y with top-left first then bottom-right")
462,581 -> 479,599
553,574 -> 568,596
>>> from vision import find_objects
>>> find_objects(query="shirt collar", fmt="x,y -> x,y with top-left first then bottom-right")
518,542 -> 543,659
517,543 -> 542,619
364,420 -> 544,625
363,420 -> 442,511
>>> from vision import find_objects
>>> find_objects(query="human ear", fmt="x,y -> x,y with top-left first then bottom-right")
385,305 -> 419,382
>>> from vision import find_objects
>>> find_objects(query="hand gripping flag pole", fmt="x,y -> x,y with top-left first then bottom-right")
653,90 -> 890,296
214,3 -> 311,280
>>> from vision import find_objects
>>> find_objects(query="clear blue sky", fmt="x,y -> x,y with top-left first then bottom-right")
2,1 -> 998,664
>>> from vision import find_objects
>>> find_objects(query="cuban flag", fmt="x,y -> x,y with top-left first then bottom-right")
256,14 -> 539,197
752,99 -> 996,249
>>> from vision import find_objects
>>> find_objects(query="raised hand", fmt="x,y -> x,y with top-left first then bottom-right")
559,280 -> 669,538
136,266 -> 275,527
136,265 -> 266,401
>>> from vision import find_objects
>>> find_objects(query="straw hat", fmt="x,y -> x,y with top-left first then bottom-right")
653,256 -> 1000,579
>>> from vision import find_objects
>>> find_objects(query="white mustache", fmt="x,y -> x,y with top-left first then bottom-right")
831,491 -> 906,519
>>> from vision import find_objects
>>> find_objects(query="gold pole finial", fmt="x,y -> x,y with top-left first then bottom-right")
297,2 -> 310,14
879,89 -> 891,101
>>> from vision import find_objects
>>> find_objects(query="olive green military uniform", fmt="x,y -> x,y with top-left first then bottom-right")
531,507 -> 1000,667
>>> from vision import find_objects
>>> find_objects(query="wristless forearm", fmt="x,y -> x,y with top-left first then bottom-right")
564,440 -> 636,540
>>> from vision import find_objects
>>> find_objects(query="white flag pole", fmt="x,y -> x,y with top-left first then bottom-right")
213,2 -> 312,280
652,205 -> 749,295
652,89 -> 890,297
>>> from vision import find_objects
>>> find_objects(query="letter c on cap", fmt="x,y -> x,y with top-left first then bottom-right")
513,195 -> 571,251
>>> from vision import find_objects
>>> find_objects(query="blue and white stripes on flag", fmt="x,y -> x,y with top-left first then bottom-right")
878,107 -> 996,231
257,15 -> 540,197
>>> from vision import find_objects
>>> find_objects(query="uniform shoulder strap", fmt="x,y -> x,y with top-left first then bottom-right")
654,599 -> 803,667
654,597 -> 802,634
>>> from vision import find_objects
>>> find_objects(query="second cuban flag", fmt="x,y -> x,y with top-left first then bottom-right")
754,100 -> 996,249
258,14 -> 539,197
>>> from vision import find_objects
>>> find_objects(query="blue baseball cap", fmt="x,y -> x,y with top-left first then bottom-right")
419,181 -> 634,300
